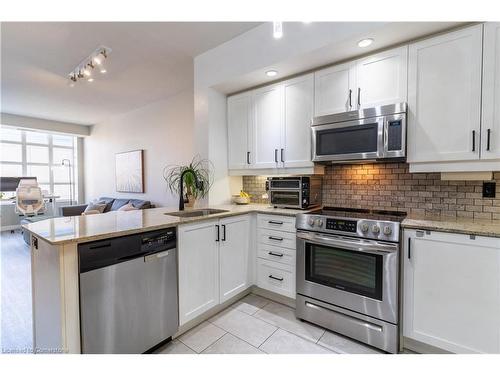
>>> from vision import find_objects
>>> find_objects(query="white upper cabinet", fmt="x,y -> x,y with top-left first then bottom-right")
408,25 -> 483,163
227,92 -> 252,169
314,62 -> 356,116
251,84 -> 283,169
355,46 -> 408,108
481,22 -> 500,160
219,215 -> 251,303
282,74 -> 314,168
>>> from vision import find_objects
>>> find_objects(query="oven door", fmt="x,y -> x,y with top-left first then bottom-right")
296,231 -> 399,324
270,190 -> 301,208
312,117 -> 384,162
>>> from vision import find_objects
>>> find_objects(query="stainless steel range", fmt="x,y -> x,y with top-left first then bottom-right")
295,207 -> 406,353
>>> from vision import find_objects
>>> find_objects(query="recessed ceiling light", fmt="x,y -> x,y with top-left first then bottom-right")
87,78 -> 94,82
358,38 -> 374,48
266,70 -> 278,77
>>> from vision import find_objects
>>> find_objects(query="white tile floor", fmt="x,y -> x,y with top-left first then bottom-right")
155,293 -> 384,354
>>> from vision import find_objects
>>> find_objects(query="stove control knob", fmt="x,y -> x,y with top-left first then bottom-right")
308,218 -> 315,226
361,223 -> 369,232
371,225 -> 380,234
316,219 -> 324,227
383,226 -> 393,235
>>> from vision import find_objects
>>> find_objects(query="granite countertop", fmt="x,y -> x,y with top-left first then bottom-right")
22,204 -> 312,245
402,216 -> 500,238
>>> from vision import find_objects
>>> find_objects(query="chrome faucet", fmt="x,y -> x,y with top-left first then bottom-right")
179,169 -> 204,211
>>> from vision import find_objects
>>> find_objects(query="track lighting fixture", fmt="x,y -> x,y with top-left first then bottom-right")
67,46 -> 111,87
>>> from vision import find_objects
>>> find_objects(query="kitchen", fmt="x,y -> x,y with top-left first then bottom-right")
0,2 -> 500,372
17,20 -> 500,357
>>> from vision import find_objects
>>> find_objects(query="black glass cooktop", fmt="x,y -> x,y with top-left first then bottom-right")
309,206 -> 407,222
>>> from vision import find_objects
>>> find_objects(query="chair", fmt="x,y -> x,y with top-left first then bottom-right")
15,178 -> 45,217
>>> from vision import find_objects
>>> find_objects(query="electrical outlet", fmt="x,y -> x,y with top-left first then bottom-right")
482,182 -> 496,198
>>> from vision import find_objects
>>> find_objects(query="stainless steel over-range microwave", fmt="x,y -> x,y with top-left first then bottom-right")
312,103 -> 407,163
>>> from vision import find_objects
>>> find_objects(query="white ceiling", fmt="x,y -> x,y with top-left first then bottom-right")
1,22 -> 261,125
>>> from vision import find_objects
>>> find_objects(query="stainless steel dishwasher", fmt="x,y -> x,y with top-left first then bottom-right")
78,228 -> 178,354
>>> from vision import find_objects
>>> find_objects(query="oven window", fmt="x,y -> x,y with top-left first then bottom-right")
305,243 -> 383,300
315,123 -> 378,156
270,180 -> 301,189
271,191 -> 299,206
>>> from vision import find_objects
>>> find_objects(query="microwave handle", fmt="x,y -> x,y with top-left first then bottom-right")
383,121 -> 389,154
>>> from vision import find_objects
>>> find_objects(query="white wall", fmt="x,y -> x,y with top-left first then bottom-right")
83,89 -> 194,207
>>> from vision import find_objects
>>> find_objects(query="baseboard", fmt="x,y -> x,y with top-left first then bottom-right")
403,336 -> 452,354
252,286 -> 296,308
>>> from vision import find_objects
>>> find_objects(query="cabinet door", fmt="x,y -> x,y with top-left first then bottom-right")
227,92 -> 252,169
355,46 -> 408,108
314,62 -> 356,116
481,22 -> 500,160
282,74 -> 314,168
219,215 -> 250,303
403,230 -> 500,353
252,84 -> 283,169
178,219 -> 219,325
408,25 -> 483,163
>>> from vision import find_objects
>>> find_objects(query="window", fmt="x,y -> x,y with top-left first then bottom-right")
0,127 -> 78,203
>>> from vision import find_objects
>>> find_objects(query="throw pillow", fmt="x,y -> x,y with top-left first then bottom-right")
84,201 -> 107,214
81,210 -> 101,216
117,202 -> 139,212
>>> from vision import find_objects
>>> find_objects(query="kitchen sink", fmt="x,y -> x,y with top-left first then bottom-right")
165,208 -> 229,218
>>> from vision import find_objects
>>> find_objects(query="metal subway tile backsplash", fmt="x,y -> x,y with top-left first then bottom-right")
241,163 -> 500,219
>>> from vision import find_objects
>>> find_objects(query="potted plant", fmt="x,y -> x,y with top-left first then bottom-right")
163,156 -> 212,208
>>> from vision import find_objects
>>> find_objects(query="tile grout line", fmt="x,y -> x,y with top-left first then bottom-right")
257,326 -> 280,353
199,332 -> 229,354
208,315 -> 272,352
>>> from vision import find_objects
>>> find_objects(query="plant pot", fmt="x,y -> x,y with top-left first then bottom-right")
185,194 -> 196,208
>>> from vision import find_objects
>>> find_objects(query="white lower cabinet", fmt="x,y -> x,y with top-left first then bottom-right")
256,214 -> 296,299
178,213 -> 297,326
219,215 -> 251,303
178,219 -> 220,326
403,229 -> 500,353
257,258 -> 295,299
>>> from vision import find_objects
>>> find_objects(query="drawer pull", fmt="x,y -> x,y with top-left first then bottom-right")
268,236 -> 283,241
268,220 -> 284,225
268,275 -> 284,281
268,251 -> 284,257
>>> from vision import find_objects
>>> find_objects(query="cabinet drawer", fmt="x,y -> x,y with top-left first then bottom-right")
257,228 -> 296,250
257,214 -> 296,233
257,244 -> 296,266
256,258 -> 295,299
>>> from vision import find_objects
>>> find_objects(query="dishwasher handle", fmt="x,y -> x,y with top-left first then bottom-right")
144,249 -> 174,263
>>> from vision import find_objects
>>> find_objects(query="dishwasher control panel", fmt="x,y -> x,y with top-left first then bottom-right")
78,227 -> 176,273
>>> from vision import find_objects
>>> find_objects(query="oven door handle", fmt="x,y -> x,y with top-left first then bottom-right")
297,231 -> 398,254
